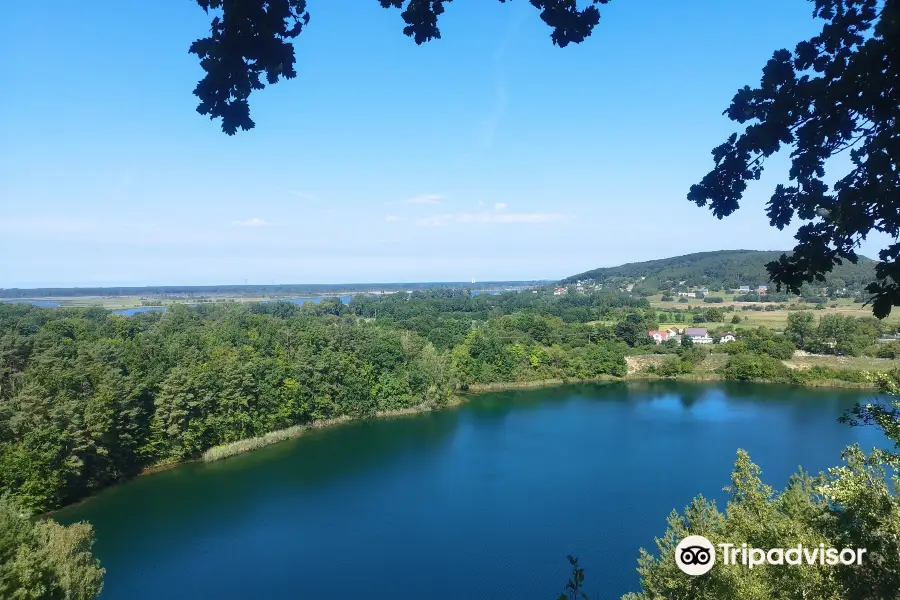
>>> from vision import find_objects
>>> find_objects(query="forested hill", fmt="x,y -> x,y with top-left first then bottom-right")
562,250 -> 877,292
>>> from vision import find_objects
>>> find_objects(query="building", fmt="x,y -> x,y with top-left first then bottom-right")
666,328 -> 682,336
553,287 -> 567,296
696,288 -> 709,295
648,330 -> 670,344
758,285 -> 768,296
738,286 -> 751,293
685,327 -> 713,344
678,292 -> 697,298
719,332 -> 736,343
877,334 -> 900,343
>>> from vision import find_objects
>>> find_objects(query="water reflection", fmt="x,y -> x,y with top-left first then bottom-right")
53,382 -> 887,600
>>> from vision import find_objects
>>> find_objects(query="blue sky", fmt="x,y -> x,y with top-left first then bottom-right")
1,0 -> 891,287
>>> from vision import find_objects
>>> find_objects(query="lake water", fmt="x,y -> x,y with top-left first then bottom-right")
55,382 -> 886,600
112,307 -> 168,316
0,299 -> 61,307
261,296 -> 353,306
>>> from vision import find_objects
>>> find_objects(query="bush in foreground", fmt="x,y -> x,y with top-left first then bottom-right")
0,494 -> 104,600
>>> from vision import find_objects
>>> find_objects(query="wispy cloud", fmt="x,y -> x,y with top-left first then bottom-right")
478,12 -> 527,151
232,217 -> 272,227
494,202 -> 508,211
384,215 -> 400,222
416,211 -> 565,227
407,193 -> 444,205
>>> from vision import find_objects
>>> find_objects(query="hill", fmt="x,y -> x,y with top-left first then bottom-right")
561,250 -> 877,293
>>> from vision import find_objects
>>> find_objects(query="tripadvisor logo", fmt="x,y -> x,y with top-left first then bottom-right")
675,535 -> 867,576
675,535 -> 716,576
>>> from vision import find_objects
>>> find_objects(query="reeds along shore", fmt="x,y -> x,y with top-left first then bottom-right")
200,403 -> 455,463
200,370 -> 876,464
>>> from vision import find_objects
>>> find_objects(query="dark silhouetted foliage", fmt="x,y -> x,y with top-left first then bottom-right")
688,0 -> 900,317
190,0 -> 611,134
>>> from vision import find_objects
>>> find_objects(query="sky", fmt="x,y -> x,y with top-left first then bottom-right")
1,0 -> 892,287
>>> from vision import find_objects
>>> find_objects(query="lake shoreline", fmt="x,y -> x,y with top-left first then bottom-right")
48,375 -> 875,518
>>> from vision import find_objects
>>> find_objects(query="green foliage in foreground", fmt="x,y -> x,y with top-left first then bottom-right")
614,370 -> 900,599
0,494 -> 103,600
622,446 -> 900,600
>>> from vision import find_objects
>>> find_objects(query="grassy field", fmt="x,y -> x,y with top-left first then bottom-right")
784,354 -> 899,372
6,294 -> 332,310
648,294 -> 900,330
627,351 -> 900,380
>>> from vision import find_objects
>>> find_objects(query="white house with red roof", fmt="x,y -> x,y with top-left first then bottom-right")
648,330 -> 670,344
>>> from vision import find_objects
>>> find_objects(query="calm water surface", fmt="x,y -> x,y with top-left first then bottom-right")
0,299 -> 61,307
56,382 -> 886,600
112,307 -> 168,316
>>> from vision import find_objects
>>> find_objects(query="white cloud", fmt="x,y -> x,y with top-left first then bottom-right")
407,193 -> 444,205
494,202 -> 508,211
415,211 -> 565,227
232,217 -> 272,227
384,215 -> 400,222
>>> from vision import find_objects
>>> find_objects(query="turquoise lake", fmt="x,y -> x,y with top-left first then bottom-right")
56,381 -> 887,599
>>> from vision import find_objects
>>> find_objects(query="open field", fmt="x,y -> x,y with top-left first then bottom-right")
627,351 -> 900,380
648,294 -> 900,330
1,294 -> 346,310
784,354 -> 899,372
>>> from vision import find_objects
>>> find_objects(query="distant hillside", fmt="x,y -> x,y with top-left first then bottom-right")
562,250 -> 877,292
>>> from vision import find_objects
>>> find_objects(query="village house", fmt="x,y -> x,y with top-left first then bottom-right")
738,286 -> 751,293
696,288 -> 709,295
685,327 -> 713,344
666,327 -> 682,336
553,287 -> 567,296
757,285 -> 768,296
678,292 -> 697,298
719,332 -> 736,343
648,330 -> 670,344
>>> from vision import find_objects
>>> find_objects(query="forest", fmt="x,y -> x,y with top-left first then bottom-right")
563,250 -> 878,296
0,290 -> 648,513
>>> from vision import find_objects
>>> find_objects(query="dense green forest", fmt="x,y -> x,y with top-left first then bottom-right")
0,291 -> 649,512
563,250 -> 878,295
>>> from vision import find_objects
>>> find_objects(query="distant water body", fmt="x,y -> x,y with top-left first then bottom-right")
0,299 -> 61,307
109,297 -> 352,316
275,295 -> 352,305
112,307 -> 168,316
56,382 -> 886,600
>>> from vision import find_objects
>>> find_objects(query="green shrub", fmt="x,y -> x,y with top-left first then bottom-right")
655,356 -> 695,377
876,341 -> 900,359
790,366 -> 869,385
722,353 -> 790,381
